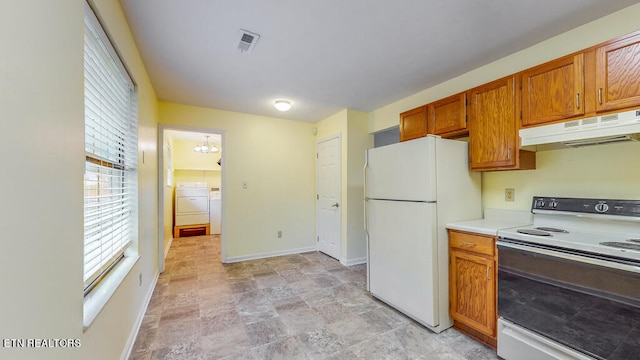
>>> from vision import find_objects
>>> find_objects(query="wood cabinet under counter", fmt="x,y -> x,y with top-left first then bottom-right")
448,229 -> 497,348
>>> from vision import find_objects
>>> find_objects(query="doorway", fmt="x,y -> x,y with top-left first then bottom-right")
157,124 -> 225,272
316,135 -> 342,260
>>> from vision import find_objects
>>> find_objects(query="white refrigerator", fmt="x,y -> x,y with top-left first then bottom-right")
364,135 -> 481,333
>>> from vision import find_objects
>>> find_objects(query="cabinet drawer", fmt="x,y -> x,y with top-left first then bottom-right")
449,231 -> 494,256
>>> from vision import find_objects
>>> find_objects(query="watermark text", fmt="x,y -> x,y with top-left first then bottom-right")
3,339 -> 81,348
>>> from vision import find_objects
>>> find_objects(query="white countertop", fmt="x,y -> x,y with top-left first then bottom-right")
446,208 -> 533,236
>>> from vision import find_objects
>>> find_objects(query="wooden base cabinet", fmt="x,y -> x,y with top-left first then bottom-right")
448,230 -> 497,348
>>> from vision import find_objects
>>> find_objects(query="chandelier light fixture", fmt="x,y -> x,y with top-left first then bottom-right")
193,135 -> 219,153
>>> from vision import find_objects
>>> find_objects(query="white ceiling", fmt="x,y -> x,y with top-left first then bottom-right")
119,0 -> 640,123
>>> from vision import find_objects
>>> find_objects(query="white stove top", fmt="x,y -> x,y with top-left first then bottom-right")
498,213 -> 640,262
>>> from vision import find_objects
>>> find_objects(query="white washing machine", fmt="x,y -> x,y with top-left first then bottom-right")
175,182 -> 209,226
209,188 -> 221,234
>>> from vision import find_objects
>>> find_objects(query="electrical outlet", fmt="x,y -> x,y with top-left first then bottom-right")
277,230 -> 282,238
242,181 -> 248,189
505,188 -> 515,202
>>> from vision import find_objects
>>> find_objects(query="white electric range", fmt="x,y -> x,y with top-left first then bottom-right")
496,196 -> 640,360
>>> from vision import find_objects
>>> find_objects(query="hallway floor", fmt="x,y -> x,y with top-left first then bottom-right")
129,235 -> 498,360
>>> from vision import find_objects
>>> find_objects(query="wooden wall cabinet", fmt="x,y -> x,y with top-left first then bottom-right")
468,76 -> 535,171
396,31 -> 640,168
428,92 -> 467,137
595,32 -> 640,113
521,53 -> 585,127
399,105 -> 428,142
448,230 -> 497,348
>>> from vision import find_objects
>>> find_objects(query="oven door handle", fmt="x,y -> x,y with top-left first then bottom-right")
497,240 -> 640,274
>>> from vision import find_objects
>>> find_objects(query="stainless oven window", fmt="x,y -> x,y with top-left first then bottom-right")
497,242 -> 640,360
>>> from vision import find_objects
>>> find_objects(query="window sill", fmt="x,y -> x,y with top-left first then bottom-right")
83,255 -> 140,331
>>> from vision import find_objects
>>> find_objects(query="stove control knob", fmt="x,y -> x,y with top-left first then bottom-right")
595,202 -> 609,213
550,200 -> 558,209
535,199 -> 545,208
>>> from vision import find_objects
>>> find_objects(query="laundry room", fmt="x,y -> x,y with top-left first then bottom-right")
164,130 -> 222,242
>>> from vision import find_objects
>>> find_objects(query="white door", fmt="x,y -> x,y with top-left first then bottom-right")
316,136 -> 341,260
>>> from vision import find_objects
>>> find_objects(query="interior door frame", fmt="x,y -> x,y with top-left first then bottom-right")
157,124 -> 225,273
315,133 -> 343,261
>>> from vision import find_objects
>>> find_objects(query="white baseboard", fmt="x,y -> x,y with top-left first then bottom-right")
164,237 -> 173,259
224,246 -> 317,263
120,271 -> 159,360
341,257 -> 367,267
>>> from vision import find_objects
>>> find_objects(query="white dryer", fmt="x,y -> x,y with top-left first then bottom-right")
175,182 -> 209,226
209,188 -> 221,234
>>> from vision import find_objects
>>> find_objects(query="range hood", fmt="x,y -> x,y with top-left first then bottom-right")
519,109 -> 640,150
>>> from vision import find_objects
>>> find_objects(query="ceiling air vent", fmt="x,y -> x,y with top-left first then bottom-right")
237,29 -> 260,53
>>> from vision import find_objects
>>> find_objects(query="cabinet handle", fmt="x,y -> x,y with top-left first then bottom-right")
507,148 -> 511,161
598,88 -> 603,105
575,93 -> 580,109
462,241 -> 476,248
487,266 -> 492,280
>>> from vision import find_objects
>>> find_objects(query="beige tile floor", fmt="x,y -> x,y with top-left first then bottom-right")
129,235 -> 499,360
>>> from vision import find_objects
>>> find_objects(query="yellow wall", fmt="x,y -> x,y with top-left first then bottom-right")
369,3 -> 640,211
346,110 -> 373,262
483,142 -> 640,209
159,102 -> 317,260
0,0 -> 159,359
172,138 -> 222,171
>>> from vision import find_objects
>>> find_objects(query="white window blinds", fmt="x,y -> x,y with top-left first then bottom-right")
83,2 -> 138,294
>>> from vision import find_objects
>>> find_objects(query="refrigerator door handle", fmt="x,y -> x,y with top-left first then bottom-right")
363,151 -> 370,292
363,152 -> 369,235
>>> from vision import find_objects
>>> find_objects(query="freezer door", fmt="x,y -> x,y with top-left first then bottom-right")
368,199 -> 438,327
366,137 -> 436,202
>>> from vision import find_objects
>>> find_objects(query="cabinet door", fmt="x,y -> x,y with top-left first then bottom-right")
399,105 -> 428,142
521,53 -> 584,126
595,33 -> 640,112
429,93 -> 467,136
449,249 -> 496,337
468,76 -> 518,170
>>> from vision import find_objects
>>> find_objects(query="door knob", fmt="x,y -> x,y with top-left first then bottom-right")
331,203 -> 340,208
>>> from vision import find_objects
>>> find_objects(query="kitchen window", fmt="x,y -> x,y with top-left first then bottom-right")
83,0 -> 138,314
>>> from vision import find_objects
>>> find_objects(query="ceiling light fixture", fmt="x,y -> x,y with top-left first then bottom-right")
274,99 -> 292,111
193,135 -> 219,153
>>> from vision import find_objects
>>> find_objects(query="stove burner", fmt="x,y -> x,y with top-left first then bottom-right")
535,227 -> 569,233
517,229 -> 552,236
600,242 -> 640,251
